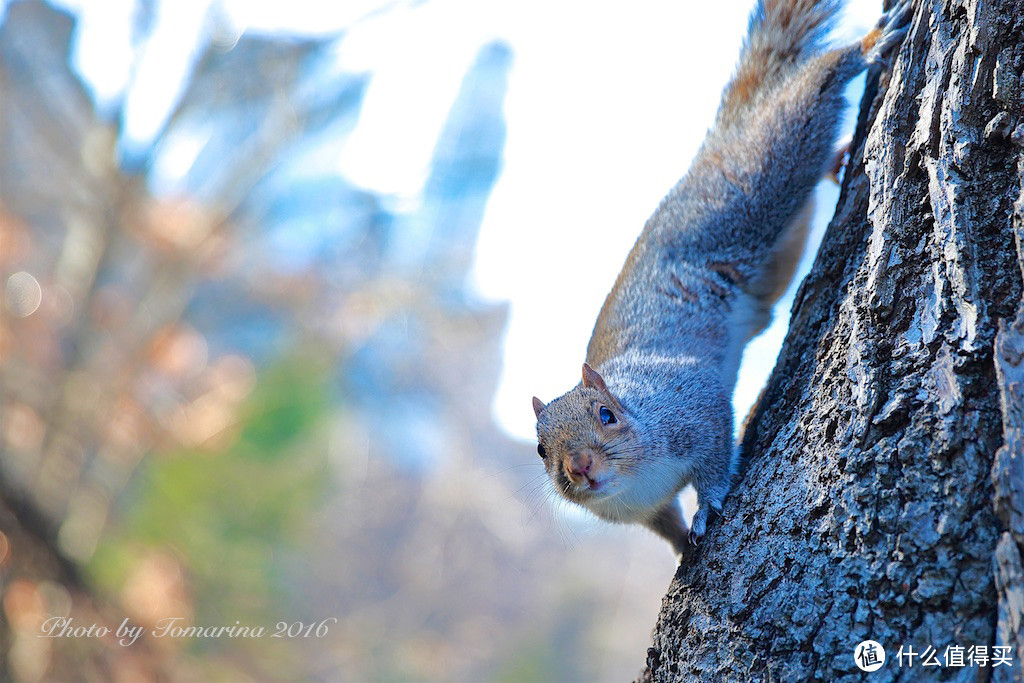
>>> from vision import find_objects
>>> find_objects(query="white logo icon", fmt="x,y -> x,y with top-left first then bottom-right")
855,640 -> 886,672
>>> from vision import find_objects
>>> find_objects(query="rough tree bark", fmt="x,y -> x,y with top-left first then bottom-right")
641,0 -> 1024,680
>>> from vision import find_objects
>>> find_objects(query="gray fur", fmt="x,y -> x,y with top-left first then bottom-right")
534,0 -> 911,557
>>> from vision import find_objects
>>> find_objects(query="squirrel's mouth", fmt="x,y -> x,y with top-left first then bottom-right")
574,475 -> 610,495
564,465 -> 606,492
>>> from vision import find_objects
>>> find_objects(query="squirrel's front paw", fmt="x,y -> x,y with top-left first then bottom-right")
688,509 -> 709,545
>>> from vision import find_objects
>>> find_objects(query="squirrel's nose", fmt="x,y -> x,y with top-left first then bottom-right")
565,453 -> 593,479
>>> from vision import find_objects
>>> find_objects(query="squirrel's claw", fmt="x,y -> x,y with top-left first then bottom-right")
688,503 -> 725,545
864,0 -> 913,66
862,0 -> 913,65
689,508 -> 710,545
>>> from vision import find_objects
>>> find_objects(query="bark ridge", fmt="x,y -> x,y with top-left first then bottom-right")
642,0 -> 1024,680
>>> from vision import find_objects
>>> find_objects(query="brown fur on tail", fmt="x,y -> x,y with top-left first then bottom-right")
860,26 -> 882,53
718,0 -> 842,127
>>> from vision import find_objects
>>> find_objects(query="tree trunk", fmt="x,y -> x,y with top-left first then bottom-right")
641,0 -> 1024,680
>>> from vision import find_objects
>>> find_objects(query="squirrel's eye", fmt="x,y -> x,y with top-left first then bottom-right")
599,406 -> 617,425
537,443 -> 547,459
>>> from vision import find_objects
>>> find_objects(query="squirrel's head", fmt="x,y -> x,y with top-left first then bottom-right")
532,363 -> 646,508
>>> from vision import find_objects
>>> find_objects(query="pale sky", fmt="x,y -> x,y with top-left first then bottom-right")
38,0 -> 881,442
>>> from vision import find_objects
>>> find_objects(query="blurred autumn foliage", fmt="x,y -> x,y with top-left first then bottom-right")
0,1 -> 676,681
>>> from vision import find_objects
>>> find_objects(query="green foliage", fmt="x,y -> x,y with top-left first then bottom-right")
89,353 -> 334,641
494,641 -> 561,683
235,358 -> 332,462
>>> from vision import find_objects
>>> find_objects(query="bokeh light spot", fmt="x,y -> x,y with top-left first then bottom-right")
0,530 -> 10,568
5,271 -> 42,317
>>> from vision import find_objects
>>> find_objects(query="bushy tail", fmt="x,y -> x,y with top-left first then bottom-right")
717,0 -> 843,129
640,0 -> 912,307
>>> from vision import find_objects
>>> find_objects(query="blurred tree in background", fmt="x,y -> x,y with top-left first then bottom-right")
0,1 -> 673,680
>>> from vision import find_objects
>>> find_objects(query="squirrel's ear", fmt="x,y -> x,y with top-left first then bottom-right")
582,363 -> 624,411
581,363 -> 608,393
532,396 -> 545,419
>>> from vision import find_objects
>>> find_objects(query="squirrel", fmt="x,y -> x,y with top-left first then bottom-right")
531,0 -> 912,557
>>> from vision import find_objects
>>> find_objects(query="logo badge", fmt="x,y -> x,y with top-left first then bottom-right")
855,640 -> 886,672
